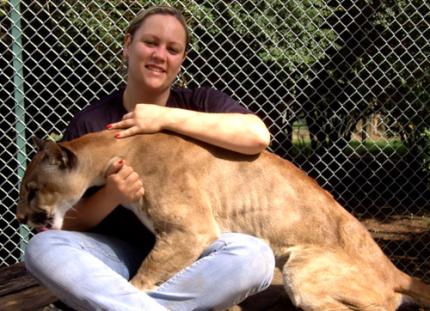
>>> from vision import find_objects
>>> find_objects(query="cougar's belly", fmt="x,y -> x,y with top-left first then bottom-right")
125,202 -> 156,234
208,183 -> 297,242
208,183 -> 348,252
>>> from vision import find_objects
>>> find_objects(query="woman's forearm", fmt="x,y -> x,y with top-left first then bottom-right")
163,109 -> 271,155
111,104 -> 271,155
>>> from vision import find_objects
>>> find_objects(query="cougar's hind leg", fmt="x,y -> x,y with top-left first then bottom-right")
130,229 -> 215,291
281,246 -> 401,311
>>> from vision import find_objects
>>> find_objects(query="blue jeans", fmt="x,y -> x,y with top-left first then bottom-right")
25,230 -> 275,311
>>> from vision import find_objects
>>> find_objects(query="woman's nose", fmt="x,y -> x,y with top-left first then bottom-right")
151,46 -> 167,61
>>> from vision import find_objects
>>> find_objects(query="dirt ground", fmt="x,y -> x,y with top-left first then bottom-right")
232,215 -> 430,311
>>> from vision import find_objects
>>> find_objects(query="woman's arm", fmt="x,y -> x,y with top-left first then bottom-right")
109,104 -> 271,155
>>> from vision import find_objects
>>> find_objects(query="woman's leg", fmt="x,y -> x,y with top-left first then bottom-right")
150,232 -> 275,311
25,230 -> 167,311
25,231 -> 274,311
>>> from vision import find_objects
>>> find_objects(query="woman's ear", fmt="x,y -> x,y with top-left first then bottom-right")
178,52 -> 187,75
123,33 -> 131,59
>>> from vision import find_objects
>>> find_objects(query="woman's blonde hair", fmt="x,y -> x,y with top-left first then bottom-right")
126,5 -> 191,53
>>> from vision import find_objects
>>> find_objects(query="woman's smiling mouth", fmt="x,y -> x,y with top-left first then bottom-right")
145,64 -> 165,74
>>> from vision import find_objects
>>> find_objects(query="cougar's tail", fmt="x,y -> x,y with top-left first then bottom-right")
395,270 -> 430,307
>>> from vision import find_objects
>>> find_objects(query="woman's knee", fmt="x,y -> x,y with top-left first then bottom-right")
26,230 -> 71,255
221,233 -> 275,291
24,230 -> 77,274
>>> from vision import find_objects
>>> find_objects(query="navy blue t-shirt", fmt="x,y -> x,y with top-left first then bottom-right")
63,87 -> 251,246
64,87 -> 250,140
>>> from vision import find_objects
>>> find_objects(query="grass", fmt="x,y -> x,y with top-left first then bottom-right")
286,139 -> 408,159
347,139 -> 408,156
288,121 -> 408,157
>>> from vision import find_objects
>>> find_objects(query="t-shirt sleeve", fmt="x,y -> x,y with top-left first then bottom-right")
62,104 -> 111,142
62,111 -> 87,141
62,90 -> 124,141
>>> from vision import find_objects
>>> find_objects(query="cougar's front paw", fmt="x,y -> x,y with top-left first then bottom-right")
130,275 -> 159,292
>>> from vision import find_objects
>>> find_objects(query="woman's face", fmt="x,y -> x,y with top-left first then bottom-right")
123,14 -> 187,93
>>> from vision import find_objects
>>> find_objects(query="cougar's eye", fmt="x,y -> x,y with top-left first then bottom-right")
26,182 -> 37,202
27,188 -> 37,202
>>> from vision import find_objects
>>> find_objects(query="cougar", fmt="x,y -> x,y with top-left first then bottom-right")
17,130 -> 430,310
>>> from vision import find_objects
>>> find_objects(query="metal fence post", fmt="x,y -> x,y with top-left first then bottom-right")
10,0 -> 30,260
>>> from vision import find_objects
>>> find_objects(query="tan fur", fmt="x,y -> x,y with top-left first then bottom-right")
17,130 -> 430,310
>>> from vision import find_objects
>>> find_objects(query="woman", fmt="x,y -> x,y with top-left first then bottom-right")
25,6 -> 275,311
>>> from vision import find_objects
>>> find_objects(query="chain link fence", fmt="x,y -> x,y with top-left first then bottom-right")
1,0 -> 429,282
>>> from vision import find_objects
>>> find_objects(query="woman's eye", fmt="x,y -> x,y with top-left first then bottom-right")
168,48 -> 179,54
144,40 -> 156,46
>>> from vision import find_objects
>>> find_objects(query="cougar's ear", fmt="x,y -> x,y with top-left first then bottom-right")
32,136 -> 46,151
59,145 -> 78,170
40,140 -> 77,170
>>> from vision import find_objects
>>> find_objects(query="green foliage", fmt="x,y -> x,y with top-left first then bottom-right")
48,0 -> 224,81
228,1 -> 338,70
47,0 -> 338,78
0,0 -> 8,18
299,0 -> 429,157
24,0 -> 428,175
48,132 -> 63,142
0,1 -> 9,40
356,1 -> 429,140
368,1 -> 429,178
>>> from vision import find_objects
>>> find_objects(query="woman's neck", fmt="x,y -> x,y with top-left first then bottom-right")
123,84 -> 171,112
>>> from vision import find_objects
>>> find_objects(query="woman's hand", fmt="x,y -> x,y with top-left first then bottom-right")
105,159 -> 145,206
108,104 -> 169,138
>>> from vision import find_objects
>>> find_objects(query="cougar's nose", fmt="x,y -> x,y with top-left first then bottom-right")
31,212 -> 48,225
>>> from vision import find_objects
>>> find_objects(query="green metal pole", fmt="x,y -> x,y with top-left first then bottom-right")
11,0 -> 30,260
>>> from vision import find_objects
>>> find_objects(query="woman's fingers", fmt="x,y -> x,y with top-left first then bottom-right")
107,118 -> 135,130
115,126 -> 139,138
122,112 -> 134,120
109,162 -> 144,203
106,104 -> 166,137
106,159 -> 124,176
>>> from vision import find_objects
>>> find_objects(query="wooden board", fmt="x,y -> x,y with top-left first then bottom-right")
0,263 -> 58,311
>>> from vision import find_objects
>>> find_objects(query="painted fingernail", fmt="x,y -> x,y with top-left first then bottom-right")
106,124 -> 112,129
118,159 -> 124,165
115,133 -> 120,138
